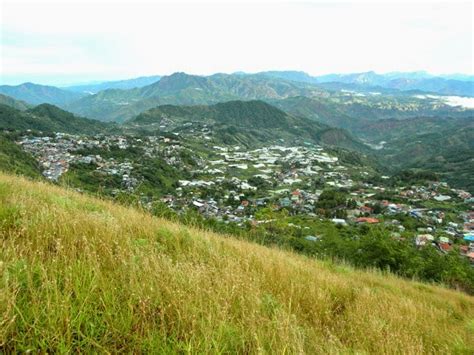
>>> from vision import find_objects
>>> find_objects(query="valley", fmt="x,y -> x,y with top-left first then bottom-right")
1,92 -> 472,295
0,71 -> 473,351
2,1 -> 473,352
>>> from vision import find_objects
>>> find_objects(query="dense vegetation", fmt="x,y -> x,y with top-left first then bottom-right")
0,133 -> 42,178
0,93 -> 30,110
1,173 -> 473,352
373,118 -> 474,192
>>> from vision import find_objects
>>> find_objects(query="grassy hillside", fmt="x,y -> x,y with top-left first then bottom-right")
0,172 -> 473,353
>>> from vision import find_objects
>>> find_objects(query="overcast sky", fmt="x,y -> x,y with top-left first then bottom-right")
1,0 -> 472,85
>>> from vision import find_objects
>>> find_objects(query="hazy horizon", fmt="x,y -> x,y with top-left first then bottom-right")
1,0 -> 472,86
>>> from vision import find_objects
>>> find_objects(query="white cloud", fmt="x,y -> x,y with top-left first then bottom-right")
1,1 -> 472,85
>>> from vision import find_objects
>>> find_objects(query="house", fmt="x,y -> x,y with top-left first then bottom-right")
192,201 -> 204,208
438,242 -> 452,253
291,190 -> 302,201
463,234 -> 474,242
359,205 -> 373,214
415,234 -> 434,247
467,252 -> 474,264
434,195 -> 451,202
280,197 -> 291,208
331,218 -> 347,225
355,217 -> 380,224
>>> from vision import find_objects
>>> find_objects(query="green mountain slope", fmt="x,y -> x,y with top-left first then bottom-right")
0,134 -> 42,178
133,100 -> 296,128
370,117 -> 474,192
0,82 -> 87,106
0,103 -> 110,134
0,93 -> 31,110
272,95 -> 472,134
129,100 -> 369,152
1,172 -> 473,353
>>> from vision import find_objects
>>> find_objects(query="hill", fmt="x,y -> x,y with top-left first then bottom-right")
63,75 -> 162,94
367,116 -> 474,192
0,103 -> 110,134
132,100 -> 297,128
0,172 -> 473,352
0,82 -> 87,106
273,96 -> 474,191
66,72 -> 325,122
272,95 -> 472,133
0,93 -> 31,110
129,100 -> 369,152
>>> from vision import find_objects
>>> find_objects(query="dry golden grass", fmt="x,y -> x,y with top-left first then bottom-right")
0,172 -> 473,353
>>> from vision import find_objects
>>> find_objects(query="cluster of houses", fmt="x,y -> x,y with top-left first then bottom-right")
17,130 -> 474,264
17,133 -> 169,189
159,144 -> 362,221
19,134 -> 77,181
346,183 -> 474,263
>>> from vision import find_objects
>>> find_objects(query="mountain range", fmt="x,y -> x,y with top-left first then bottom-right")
63,75 -> 162,94
1,71 -> 472,124
259,70 -> 474,96
64,72 -> 326,122
0,82 -> 87,106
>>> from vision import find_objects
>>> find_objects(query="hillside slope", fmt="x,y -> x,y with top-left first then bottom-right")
0,93 -> 31,110
0,135 -> 42,178
371,117 -> 474,192
0,173 -> 473,353
0,103 -> 110,134
272,95 -> 472,133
